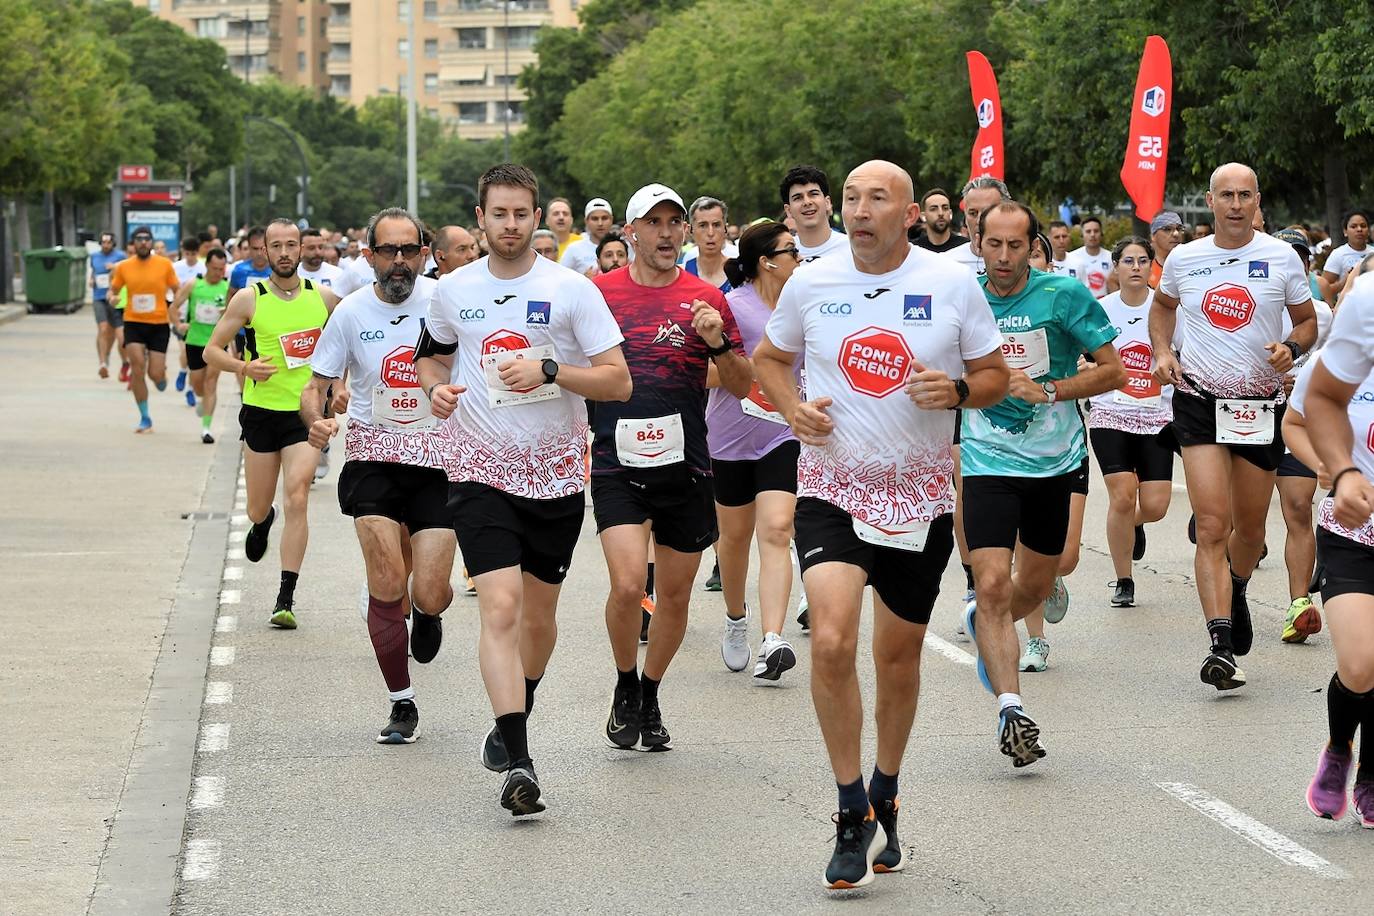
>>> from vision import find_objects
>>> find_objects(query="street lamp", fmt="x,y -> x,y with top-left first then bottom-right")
503,0 -> 510,161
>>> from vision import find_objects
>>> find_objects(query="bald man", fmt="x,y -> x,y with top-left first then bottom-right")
755,160 -> 1009,889
427,225 -> 480,278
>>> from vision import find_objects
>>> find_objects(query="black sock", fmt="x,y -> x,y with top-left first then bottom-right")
838,777 -> 867,813
1118,576 -> 1134,588
616,667 -> 638,694
1231,571 -> 1250,594
1206,618 -> 1233,652
962,563 -> 975,592
1361,691 -> 1374,784
1329,673 -> 1362,751
869,767 -> 899,805
645,562 -> 655,597
524,676 -> 542,715
640,673 -> 660,705
277,570 -> 299,608
495,712 -> 530,768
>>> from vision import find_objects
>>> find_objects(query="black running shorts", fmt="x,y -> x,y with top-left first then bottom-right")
1317,527 -> 1374,602
238,404 -> 309,453
1277,452 -> 1318,479
449,481 -> 584,584
186,344 -> 208,372
793,497 -> 954,625
1089,427 -> 1175,481
123,321 -> 170,354
962,470 -> 1077,555
591,468 -> 717,554
1166,390 -> 1286,472
710,440 -> 800,508
338,460 -> 450,533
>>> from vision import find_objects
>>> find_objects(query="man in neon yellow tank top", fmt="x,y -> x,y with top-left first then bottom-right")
172,246 -> 230,444
207,219 -> 341,628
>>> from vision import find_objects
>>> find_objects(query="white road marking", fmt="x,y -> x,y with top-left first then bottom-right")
205,682 -> 233,705
231,514 -> 248,526
226,548 -> 245,560
222,566 -> 243,581
182,839 -> 220,881
219,589 -> 240,605
189,776 -> 225,810
1156,782 -> 1346,879
198,724 -> 230,754
210,646 -> 236,666
924,633 -> 976,666
215,615 -> 237,633
233,500 -> 246,511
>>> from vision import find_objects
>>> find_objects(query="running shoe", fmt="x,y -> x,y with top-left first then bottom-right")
998,706 -> 1047,768
1353,781 -> 1374,828
376,699 -> 418,744
244,504 -> 277,563
201,432 -> 215,445
1230,575 -> 1253,656
722,609 -> 751,672
118,362 -> 131,383
1281,597 -> 1322,644
185,389 -> 196,408
1019,637 -> 1049,673
823,807 -> 884,890
1043,576 -> 1070,624
605,681 -> 640,750
99,365 -> 109,379
175,370 -> 187,391
269,605 -> 297,629
872,798 -> 905,873
1187,513 -> 1197,544
796,598 -> 810,634
410,610 -> 442,663
481,723 -> 509,773
1305,744 -> 1352,820
154,378 -> 167,393
637,695 -> 672,752
1111,579 -> 1135,608
1133,524 -> 1146,561
314,447 -> 329,481
753,633 -> 797,683
962,599 -> 992,693
957,589 -> 975,636
1199,650 -> 1246,690
134,417 -> 153,434
705,561 -> 722,592
500,765 -> 546,816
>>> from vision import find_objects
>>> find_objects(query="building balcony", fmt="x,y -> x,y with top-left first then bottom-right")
326,15 -> 351,41
438,44 -> 538,71
326,52 -> 352,75
437,80 -> 528,104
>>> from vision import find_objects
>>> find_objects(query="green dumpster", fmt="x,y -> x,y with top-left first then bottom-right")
23,246 -> 89,313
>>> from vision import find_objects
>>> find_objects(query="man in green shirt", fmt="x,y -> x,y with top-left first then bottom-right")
172,247 -> 230,443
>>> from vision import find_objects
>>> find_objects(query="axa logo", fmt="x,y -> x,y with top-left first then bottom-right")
903,294 -> 932,323
1248,261 -> 1269,279
526,300 -> 551,325
360,329 -> 386,341
819,302 -> 853,316
976,98 -> 995,129
653,321 -> 687,348
493,294 -> 515,305
1142,86 -> 1166,117
458,308 -> 486,321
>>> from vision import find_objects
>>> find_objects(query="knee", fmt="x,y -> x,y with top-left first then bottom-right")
757,519 -> 794,551
1338,663 -> 1374,695
872,637 -> 921,674
480,593 -> 521,636
284,487 -> 309,516
811,625 -> 858,676
367,558 -> 407,598
1193,512 -> 1230,546
523,607 -> 558,640
609,576 -> 645,609
1108,490 -> 1136,516
411,578 -> 452,614
1139,496 -> 1169,523
975,576 -> 1012,612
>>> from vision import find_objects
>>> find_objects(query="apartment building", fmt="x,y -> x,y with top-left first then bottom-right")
135,0 -> 331,88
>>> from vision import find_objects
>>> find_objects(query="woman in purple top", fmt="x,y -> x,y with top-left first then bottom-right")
707,221 -> 803,683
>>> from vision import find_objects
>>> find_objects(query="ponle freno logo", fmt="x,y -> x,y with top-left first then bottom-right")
1200,283 -> 1256,332
1142,86 -> 1166,117
482,329 -> 531,355
382,346 -> 421,387
838,326 -> 913,398
1117,342 -> 1153,373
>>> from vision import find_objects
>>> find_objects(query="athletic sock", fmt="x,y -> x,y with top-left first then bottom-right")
616,667 -> 638,694
838,777 -> 868,813
367,595 -> 410,697
495,712 -> 530,767
644,562 -> 655,598
997,692 -> 1023,713
1360,691 -> 1374,784
1206,618 -> 1233,652
963,563 -> 975,592
640,672 -> 660,705
1231,571 -> 1250,594
869,767 -> 899,805
1329,673 -> 1362,751
201,414 -> 212,431
277,571 -> 299,609
137,400 -> 150,422
525,676 -> 542,714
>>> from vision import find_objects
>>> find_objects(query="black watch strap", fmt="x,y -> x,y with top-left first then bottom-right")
1282,339 -> 1302,361
541,358 -> 559,385
705,337 -> 733,358
952,378 -> 970,407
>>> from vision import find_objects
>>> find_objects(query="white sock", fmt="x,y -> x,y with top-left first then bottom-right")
997,692 -> 1022,712
389,686 -> 416,702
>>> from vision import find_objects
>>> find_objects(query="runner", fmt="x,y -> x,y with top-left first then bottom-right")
531,230 -> 558,261
426,225 -> 480,278
173,236 -> 206,405
559,198 -> 614,276
544,197 -> 581,260
205,219 -> 341,629
1065,215 -> 1112,298
591,181 -> 751,755
416,165 -> 631,814
1319,209 -> 1370,305
596,234 -> 629,273
1285,270 -> 1374,826
170,247 -> 230,444
753,160 -> 1007,889
106,226 -> 181,433
303,207 -> 454,747
89,232 -> 127,381
297,227 -> 345,288
1148,211 -> 1185,289
781,165 -> 849,262
227,226 -> 271,302
1047,221 -> 1075,275
912,188 -> 964,253
683,196 -> 733,292
961,201 -> 1124,762
1150,162 -> 1318,690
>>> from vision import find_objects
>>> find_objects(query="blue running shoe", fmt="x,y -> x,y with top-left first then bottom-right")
186,389 -> 196,407
175,370 -> 187,392
154,378 -> 167,392
135,417 -> 153,434
962,599 -> 992,693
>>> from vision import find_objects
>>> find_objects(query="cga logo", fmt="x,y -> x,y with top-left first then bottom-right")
458,309 -> 486,321
977,98 -> 995,129
1142,86 -> 1166,117
903,294 -> 932,323
819,302 -> 853,316
360,329 -> 386,341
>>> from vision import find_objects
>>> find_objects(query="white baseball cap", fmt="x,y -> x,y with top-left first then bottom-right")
584,197 -> 613,218
625,184 -> 686,223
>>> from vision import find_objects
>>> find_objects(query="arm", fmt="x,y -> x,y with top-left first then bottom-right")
320,286 -> 341,315
904,348 -> 1009,410
1265,299 -> 1317,373
495,344 -> 633,402
1305,359 -> 1374,529
204,288 -> 273,380
1280,406 -> 1328,488
1150,290 -> 1183,385
301,372 -> 340,448
689,297 -> 752,398
755,336 -> 832,446
416,352 -> 464,420
171,280 -> 194,331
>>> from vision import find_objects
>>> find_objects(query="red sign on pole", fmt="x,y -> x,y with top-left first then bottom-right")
965,51 -> 1004,184
1120,36 -> 1172,221
118,164 -> 153,182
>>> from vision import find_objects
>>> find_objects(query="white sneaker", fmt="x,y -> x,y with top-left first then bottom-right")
1019,636 -> 1050,672
722,608 -> 751,672
314,446 -> 330,481
752,632 -> 797,683
957,590 -> 975,638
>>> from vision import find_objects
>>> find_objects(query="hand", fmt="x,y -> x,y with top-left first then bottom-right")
689,299 -> 726,348
497,355 -> 546,391
903,360 -> 957,410
242,357 -> 277,381
1077,355 -> 1094,373
307,417 -> 339,449
1282,374 -> 1297,396
428,383 -> 465,420
1007,369 -> 1048,404
1316,461 -> 1331,490
1264,342 -> 1294,373
1333,470 -> 1374,530
330,387 -> 351,414
1153,351 -> 1182,386
789,397 -> 834,446
175,322 -> 189,336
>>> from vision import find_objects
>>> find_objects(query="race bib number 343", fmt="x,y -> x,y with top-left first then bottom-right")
1215,398 -> 1275,445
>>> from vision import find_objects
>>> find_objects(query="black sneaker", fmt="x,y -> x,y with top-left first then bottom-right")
480,722 -> 509,772
1230,575 -> 1253,656
1133,525 -> 1146,561
376,699 -> 419,744
823,807 -> 884,890
998,706 -> 1047,768
1111,579 -> 1135,608
500,764 -> 546,816
201,432 -> 215,445
1187,513 -> 1197,545
872,798 -> 905,873
639,607 -> 651,645
797,604 -> 811,634
605,682 -> 640,750
1200,650 -> 1246,690
705,561 -> 722,592
410,610 -> 442,664
244,504 -> 277,563
637,695 -> 672,752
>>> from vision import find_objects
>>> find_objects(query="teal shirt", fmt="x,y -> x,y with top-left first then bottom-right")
961,269 -> 1117,478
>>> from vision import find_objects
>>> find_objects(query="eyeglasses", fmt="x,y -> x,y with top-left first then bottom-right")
132,235 -> 153,242
372,243 -> 423,260
766,246 -> 801,260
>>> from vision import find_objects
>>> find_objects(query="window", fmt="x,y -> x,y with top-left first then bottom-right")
457,28 -> 485,49
319,51 -> 328,71
148,0 -> 161,12
297,15 -> 305,36
494,72 -> 518,86
319,17 -> 327,37
195,18 -> 225,38
399,73 -> 411,93
398,38 -> 410,56
502,26 -> 539,49
297,51 -> 306,70
500,101 -> 525,124
458,102 -> 487,124
424,73 -> 438,92
423,0 -> 438,20
398,0 -> 410,21
424,38 -> 438,58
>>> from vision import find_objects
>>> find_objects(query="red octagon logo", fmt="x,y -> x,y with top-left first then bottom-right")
1117,341 -> 1153,373
1201,283 -> 1257,333
839,326 -> 913,398
1366,421 -> 1374,455
381,345 -> 420,388
482,329 -> 531,356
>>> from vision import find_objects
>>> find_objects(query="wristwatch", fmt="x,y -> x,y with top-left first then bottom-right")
705,337 -> 733,358
1282,339 -> 1303,362
952,378 -> 970,408
541,358 -> 559,385
1041,380 -> 1058,404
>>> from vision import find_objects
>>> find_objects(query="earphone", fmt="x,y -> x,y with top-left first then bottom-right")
765,261 -> 778,270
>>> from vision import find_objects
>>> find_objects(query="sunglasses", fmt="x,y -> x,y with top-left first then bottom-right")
132,235 -> 153,242
372,243 -> 423,259
766,246 -> 801,259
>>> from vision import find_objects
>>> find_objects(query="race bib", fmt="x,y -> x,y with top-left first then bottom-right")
481,344 -> 559,409
1215,398 -> 1275,445
1001,328 -> 1050,377
852,517 -> 930,553
740,382 -> 788,426
278,327 -> 321,369
371,386 -> 435,430
194,301 -> 221,324
131,293 -> 156,314
615,414 -> 685,468
1114,369 -> 1162,408
95,273 -> 110,290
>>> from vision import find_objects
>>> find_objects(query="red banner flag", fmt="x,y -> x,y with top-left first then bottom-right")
1120,36 -> 1172,221
965,51 -> 1004,184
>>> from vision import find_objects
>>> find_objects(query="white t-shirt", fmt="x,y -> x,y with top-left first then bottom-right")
174,260 -> 206,285
796,229 -> 851,264
1086,289 -> 1175,434
940,239 -> 984,276
298,260 -> 345,289
310,276 -> 442,469
332,255 -> 375,298
559,237 -> 599,276
765,245 -> 1002,536
1323,242 -> 1371,280
424,255 -> 625,499
1066,246 -> 1113,298
1052,257 -> 1077,278
1159,232 -> 1311,398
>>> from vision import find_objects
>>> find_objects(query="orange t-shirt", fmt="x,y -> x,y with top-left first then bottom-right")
1149,259 -> 1163,289
110,255 -> 179,324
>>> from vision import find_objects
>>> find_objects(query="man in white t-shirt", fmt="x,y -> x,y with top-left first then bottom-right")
297,227 -> 345,288
558,198 -> 614,276
755,160 -> 1008,892
1047,221 -> 1075,276
302,208 -> 452,748
1066,216 -> 1112,298
331,247 -> 377,298
941,176 -> 1010,278
781,165 -> 850,262
1151,161 -> 1318,691
416,164 -> 631,818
